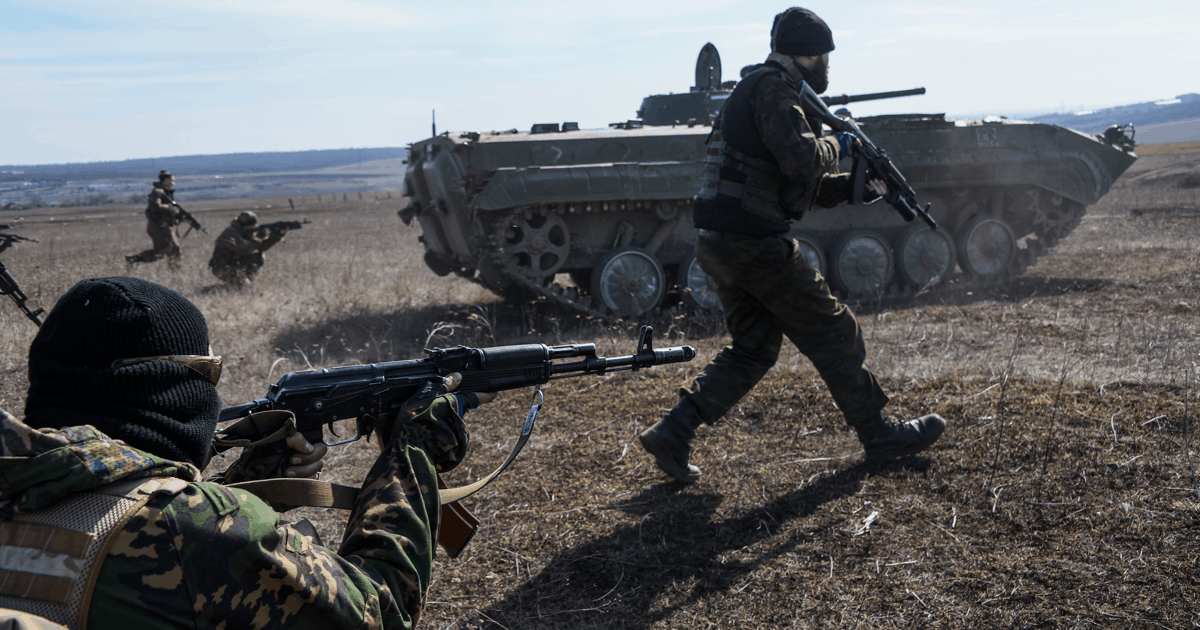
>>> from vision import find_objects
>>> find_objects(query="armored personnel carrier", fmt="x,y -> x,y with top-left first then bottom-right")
400,44 -> 1137,317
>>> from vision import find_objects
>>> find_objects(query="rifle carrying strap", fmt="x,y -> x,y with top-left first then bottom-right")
228,387 -> 545,558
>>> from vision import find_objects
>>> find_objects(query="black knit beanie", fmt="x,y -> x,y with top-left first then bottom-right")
23,277 -> 220,468
771,7 -> 835,56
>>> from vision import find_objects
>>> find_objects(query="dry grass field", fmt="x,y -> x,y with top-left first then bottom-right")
2,150 -> 1199,628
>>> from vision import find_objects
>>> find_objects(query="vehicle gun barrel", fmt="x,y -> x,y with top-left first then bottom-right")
822,87 -> 926,107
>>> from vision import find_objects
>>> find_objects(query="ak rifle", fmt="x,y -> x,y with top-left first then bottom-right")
0,261 -> 44,327
799,81 -> 938,230
170,200 -> 207,235
215,325 -> 695,557
257,219 -> 311,237
216,325 -> 695,451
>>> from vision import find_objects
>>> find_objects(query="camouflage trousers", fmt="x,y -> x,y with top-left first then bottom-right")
678,233 -> 889,429
129,222 -> 181,265
208,249 -> 264,286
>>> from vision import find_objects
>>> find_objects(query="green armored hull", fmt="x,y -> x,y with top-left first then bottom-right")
401,45 -> 1136,317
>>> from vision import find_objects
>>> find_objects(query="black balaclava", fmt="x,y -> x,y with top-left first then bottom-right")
24,277 -> 220,468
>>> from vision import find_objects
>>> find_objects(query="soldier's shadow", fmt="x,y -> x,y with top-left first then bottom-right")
466,459 -> 924,628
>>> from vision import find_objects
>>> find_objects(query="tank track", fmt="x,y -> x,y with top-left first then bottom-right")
456,193 -> 1090,318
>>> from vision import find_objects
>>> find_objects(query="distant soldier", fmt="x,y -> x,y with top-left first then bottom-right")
208,211 -> 299,286
126,171 -> 183,266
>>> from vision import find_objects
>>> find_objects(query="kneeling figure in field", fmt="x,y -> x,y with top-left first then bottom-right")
208,211 -> 285,287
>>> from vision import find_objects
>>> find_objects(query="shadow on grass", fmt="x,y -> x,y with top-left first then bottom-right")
468,458 -> 930,628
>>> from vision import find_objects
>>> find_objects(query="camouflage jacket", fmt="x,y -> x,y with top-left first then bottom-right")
0,395 -> 470,629
746,60 -> 851,212
213,222 -> 281,258
145,189 -> 180,228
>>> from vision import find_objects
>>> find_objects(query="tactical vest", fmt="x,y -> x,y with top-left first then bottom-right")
0,477 -> 189,629
695,64 -> 793,229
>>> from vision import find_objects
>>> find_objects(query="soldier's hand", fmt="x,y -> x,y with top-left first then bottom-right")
284,431 -> 329,479
866,179 -> 888,198
443,372 -> 498,407
835,132 -> 862,157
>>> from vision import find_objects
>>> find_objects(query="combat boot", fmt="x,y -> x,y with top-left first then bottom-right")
854,411 -> 946,462
639,398 -> 704,483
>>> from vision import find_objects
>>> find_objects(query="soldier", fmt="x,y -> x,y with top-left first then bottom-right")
126,171 -> 182,266
0,276 -> 487,628
209,211 -> 284,286
639,7 -> 945,484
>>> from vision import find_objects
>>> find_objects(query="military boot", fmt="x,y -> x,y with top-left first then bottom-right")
854,411 -> 946,462
638,398 -> 704,483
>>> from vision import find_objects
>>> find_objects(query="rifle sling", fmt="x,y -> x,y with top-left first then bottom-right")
228,386 -> 544,509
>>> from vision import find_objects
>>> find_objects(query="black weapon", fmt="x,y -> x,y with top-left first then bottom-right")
0,261 -> 44,327
215,325 -> 695,451
798,81 -> 938,230
170,200 -> 207,235
0,231 -> 38,254
257,219 -> 312,236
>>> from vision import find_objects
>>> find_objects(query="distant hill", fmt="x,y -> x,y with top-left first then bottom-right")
0,147 -> 407,180
1023,93 -> 1200,134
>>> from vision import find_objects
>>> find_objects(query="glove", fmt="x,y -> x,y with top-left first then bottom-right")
835,132 -> 856,157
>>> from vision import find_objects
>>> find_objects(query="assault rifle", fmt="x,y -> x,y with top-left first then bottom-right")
169,200 -> 207,235
217,325 -> 694,449
0,261 -> 44,327
215,325 -> 695,557
257,219 -> 311,237
0,230 -> 37,255
798,81 -> 938,230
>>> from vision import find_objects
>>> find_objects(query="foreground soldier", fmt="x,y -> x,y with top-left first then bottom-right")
209,211 -> 284,286
639,7 -> 945,483
125,171 -> 183,266
0,276 -> 478,628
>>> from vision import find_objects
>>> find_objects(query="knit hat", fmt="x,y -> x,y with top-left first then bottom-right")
23,277 -> 220,468
770,7 -> 835,56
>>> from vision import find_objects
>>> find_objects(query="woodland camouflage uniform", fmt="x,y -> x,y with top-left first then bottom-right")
0,276 -> 471,629
0,396 -> 468,629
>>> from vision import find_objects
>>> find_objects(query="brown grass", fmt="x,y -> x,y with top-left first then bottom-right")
2,168 -> 1199,628
1135,141 -> 1200,156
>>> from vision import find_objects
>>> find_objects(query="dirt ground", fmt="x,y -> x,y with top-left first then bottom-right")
1,147 -> 1199,628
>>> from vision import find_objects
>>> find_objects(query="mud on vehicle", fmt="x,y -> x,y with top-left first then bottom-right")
400,44 -> 1137,318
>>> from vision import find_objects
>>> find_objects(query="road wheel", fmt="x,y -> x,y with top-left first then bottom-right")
830,230 -> 893,299
895,224 -> 956,288
680,255 -> 721,312
957,216 -> 1015,281
590,247 -> 666,317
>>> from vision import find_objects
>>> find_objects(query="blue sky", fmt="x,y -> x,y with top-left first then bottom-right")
2,0 -> 1197,165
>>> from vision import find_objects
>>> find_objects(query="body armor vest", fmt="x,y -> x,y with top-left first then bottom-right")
695,64 -> 793,231
0,477 -> 188,628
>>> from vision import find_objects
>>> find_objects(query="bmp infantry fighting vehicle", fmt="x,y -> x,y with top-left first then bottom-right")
400,43 -> 1137,317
